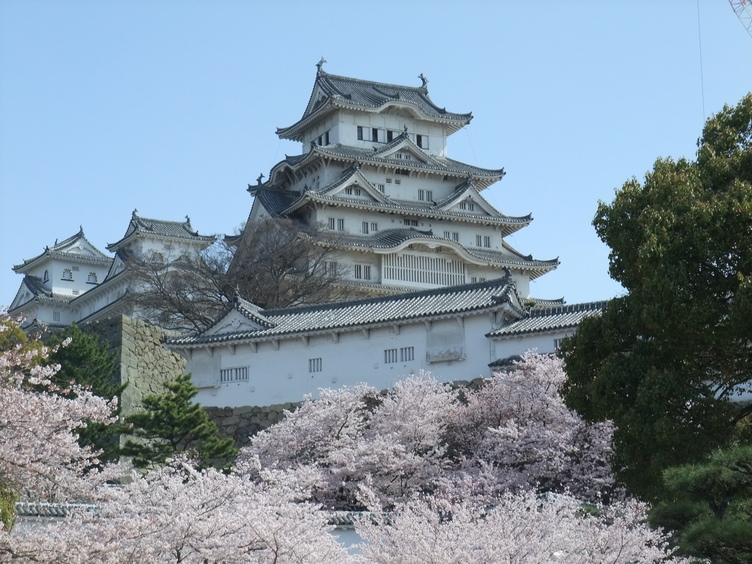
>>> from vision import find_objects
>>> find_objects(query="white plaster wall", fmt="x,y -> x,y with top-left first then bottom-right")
326,110 -> 448,157
490,329 -> 574,365
191,313 -> 499,408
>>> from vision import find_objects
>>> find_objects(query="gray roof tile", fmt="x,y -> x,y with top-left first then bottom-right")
167,275 -> 523,347
278,71 -> 472,140
107,211 -> 215,251
488,301 -> 607,338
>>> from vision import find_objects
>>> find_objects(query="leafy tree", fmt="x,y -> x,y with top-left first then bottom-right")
46,325 -> 126,464
649,445 -> 752,564
559,93 -> 752,500
121,374 -> 237,469
127,218 -> 351,332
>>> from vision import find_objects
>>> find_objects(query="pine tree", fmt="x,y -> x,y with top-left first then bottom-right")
121,374 -> 237,469
46,324 -> 126,464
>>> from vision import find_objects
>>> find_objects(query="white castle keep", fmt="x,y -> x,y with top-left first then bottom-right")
9,65 -> 604,407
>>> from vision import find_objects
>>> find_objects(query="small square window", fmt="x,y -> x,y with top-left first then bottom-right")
309,358 -> 322,373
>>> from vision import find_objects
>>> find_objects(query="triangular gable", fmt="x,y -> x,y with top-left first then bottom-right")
201,297 -> 275,338
318,166 -> 390,204
8,276 -> 44,311
438,181 -> 501,218
373,136 -> 440,167
301,80 -> 332,120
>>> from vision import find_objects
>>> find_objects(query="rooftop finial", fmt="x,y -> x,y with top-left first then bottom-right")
132,208 -> 138,218
316,57 -> 327,73
257,173 -> 265,185
185,215 -> 190,224
403,124 -> 409,134
418,73 -> 428,88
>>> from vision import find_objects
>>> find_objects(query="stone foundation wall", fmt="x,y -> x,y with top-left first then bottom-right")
204,403 -> 300,448
85,315 -> 186,416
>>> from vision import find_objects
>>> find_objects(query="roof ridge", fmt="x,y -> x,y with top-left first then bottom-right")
263,274 -> 513,317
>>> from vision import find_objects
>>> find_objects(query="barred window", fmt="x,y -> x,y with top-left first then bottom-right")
220,367 -> 248,383
384,348 -> 398,364
400,346 -> 414,362
309,358 -> 322,373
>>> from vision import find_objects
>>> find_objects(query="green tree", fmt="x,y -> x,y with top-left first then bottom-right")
46,325 -> 126,464
649,446 -> 752,563
559,94 -> 752,500
121,374 -> 237,469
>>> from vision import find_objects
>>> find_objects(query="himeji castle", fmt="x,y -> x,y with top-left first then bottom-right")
246,62 -> 558,298
7,64 -> 605,409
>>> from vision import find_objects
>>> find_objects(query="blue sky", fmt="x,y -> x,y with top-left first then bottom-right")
1,1 -> 750,307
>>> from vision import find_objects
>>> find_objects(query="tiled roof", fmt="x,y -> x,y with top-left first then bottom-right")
278,70 -> 472,140
107,211 -> 215,251
487,301 -> 607,338
15,502 -> 96,517
13,228 -> 111,272
167,275 -> 523,347
273,144 -> 504,189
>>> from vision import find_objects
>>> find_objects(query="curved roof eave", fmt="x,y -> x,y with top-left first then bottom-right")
277,98 -> 472,142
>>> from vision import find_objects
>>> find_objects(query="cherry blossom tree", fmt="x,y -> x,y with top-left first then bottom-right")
0,315 -> 119,504
446,352 -> 615,502
4,459 -> 351,563
243,353 -> 615,510
242,375 -> 456,510
356,490 -> 689,564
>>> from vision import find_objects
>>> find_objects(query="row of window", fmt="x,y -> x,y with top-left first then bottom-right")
54,268 -> 98,283
330,216 -> 492,248
356,126 -> 429,149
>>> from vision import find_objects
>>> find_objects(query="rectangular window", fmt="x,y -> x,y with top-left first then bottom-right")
309,358 -> 322,373
476,235 -> 483,247
337,218 -> 345,231
328,218 -> 336,230
483,235 -> 491,248
53,311 -> 61,322
418,189 -> 425,201
384,348 -> 398,364
385,178 -> 392,184
325,260 -> 338,275
220,367 -> 249,383
362,221 -> 369,234
404,219 -> 418,226
370,222 -> 378,232
554,338 -> 566,351
416,135 -> 428,149
324,131 -> 330,145
372,128 -> 379,142
394,179 -> 401,185
354,264 -> 372,280
345,187 -> 361,196
386,130 -> 394,142
444,231 -> 459,242
357,126 -> 364,140
400,346 -> 415,362
376,183 -> 385,192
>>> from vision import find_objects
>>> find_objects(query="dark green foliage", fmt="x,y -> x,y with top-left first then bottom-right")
46,325 -> 126,464
0,482 -> 17,531
121,374 -> 237,469
47,324 -> 122,400
559,94 -> 752,500
649,446 -> 752,563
